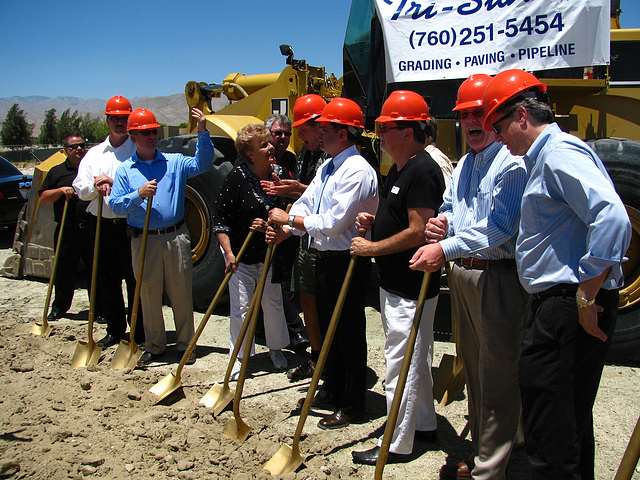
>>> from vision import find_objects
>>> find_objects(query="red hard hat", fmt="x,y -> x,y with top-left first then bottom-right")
375,90 -> 430,123
127,108 -> 161,131
482,69 -> 547,131
316,97 -> 364,129
105,95 -> 132,116
453,74 -> 493,112
292,94 -> 328,127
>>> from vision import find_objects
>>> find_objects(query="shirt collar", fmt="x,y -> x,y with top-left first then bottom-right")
468,141 -> 502,167
329,144 -> 358,171
524,123 -> 559,168
132,149 -> 165,165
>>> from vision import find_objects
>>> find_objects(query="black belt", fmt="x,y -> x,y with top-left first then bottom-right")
316,249 -> 350,259
101,217 -> 127,225
147,219 -> 185,235
533,283 -> 578,301
455,257 -> 516,270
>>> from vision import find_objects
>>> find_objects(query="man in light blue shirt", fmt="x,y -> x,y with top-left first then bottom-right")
482,69 -> 631,479
410,74 -> 530,480
109,107 -> 214,366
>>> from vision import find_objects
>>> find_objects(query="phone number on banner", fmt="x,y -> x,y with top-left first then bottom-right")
408,13 -> 564,49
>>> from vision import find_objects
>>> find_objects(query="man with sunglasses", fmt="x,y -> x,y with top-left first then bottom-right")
482,69 -> 631,479
39,134 -> 94,321
109,107 -> 214,366
267,98 -> 378,430
410,74 -> 530,480
73,95 -> 143,348
265,114 -> 297,174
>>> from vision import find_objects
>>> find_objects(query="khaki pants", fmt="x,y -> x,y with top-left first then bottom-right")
131,224 -> 194,355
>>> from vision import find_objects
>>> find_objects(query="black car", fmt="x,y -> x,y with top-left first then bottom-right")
0,155 -> 32,228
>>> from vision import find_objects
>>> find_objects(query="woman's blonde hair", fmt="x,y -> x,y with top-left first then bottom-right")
235,124 -> 270,158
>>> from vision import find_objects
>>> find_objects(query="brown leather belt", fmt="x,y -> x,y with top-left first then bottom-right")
455,257 -> 516,270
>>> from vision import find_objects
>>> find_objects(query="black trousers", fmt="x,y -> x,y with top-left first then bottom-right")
51,223 -> 94,314
519,287 -> 618,480
90,217 -> 144,343
315,252 -> 370,415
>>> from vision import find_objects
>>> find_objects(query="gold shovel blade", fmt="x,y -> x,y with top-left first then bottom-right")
149,372 -> 181,400
110,341 -> 142,370
433,353 -> 465,406
223,416 -> 251,443
71,341 -> 103,369
200,383 -> 234,416
30,322 -> 53,337
264,443 -> 303,475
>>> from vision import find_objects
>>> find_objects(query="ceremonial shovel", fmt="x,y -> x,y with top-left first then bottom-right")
150,230 -> 255,401
264,232 -> 364,475
71,197 -> 104,368
31,197 -> 70,337
110,195 -> 154,369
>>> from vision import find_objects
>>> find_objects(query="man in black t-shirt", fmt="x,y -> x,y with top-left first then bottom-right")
39,134 -> 99,321
350,91 -> 444,465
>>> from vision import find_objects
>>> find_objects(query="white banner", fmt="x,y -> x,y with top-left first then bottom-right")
374,0 -> 610,82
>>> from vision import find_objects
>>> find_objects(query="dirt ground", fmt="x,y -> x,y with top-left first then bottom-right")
0,225 -> 639,480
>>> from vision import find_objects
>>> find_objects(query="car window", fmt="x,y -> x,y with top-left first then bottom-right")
0,156 -> 23,177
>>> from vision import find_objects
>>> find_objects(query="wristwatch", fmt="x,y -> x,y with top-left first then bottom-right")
288,214 -> 295,228
576,293 -> 595,308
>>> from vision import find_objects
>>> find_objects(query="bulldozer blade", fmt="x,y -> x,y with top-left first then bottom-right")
200,383 -> 235,416
263,444 -> 303,475
149,372 -> 182,401
223,415 -> 252,443
433,353 -> 465,406
71,341 -> 103,369
30,321 -> 52,337
110,340 -> 143,370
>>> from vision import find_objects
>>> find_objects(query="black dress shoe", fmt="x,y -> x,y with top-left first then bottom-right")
351,446 -> 410,465
97,334 -> 119,348
317,410 -> 361,430
415,429 -> 438,443
137,351 -> 161,366
95,315 -> 107,324
440,460 -> 472,479
47,310 -> 63,321
184,350 -> 196,365
290,332 -> 310,353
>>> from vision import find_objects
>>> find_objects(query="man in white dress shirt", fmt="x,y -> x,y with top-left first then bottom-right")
268,97 -> 378,430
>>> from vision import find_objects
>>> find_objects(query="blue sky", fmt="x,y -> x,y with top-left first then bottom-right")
1,0 -> 639,100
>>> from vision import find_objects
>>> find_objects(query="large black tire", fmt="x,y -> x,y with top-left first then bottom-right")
158,135 -> 236,311
587,138 -> 640,362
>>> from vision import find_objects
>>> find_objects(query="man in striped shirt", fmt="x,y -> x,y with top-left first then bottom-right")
409,74 -> 531,480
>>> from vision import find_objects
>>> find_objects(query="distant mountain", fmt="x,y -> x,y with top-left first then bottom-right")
0,94 -> 230,133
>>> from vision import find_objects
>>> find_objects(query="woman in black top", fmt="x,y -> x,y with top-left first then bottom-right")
213,124 -> 290,378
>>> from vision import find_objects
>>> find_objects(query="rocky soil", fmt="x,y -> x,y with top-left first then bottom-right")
0,226 -> 638,480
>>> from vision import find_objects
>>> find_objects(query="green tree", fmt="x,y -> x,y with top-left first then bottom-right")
1,103 -> 34,146
91,120 -> 110,142
39,108 -> 58,145
57,109 -> 82,143
79,113 -> 102,143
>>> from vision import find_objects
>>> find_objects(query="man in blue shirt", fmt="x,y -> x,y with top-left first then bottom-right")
109,107 -> 214,366
482,69 -> 631,479
410,75 -> 530,480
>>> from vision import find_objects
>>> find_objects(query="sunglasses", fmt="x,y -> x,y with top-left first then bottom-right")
378,124 -> 408,134
108,115 -> 129,123
65,143 -> 86,150
459,110 -> 485,120
271,130 -> 292,137
491,108 -> 517,135
134,129 -> 158,136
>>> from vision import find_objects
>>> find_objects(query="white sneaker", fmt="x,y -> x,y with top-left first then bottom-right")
230,358 -> 242,381
269,349 -> 288,370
